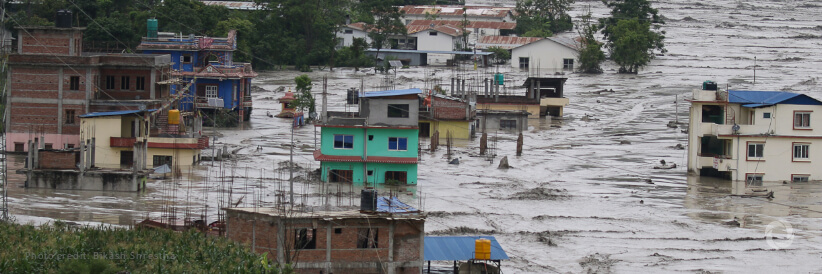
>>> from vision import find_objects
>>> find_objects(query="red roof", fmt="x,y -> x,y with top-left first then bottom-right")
313,150 -> 418,164
477,36 -> 543,49
407,25 -> 467,37
399,5 -> 513,18
408,20 -> 516,30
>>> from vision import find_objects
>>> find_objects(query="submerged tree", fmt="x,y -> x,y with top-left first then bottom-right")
293,75 -> 316,119
576,8 -> 605,73
487,46 -> 511,65
363,0 -> 407,70
599,0 -> 666,73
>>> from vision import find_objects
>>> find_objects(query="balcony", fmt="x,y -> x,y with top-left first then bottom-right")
698,123 -> 772,136
110,136 -> 209,149
110,137 -> 136,148
698,156 -> 736,172
540,97 -> 569,107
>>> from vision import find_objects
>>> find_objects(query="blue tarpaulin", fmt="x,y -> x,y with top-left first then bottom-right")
361,88 -> 422,98
376,196 -> 419,213
424,236 -> 509,261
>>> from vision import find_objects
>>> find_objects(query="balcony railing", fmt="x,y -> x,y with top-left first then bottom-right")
110,137 -> 136,148
110,136 -> 208,149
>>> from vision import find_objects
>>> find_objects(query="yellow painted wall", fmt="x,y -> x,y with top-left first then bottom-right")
477,104 -> 540,118
147,148 -> 200,169
81,116 -> 127,169
421,120 -> 472,139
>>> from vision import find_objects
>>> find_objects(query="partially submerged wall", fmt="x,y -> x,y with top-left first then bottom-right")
24,170 -> 145,191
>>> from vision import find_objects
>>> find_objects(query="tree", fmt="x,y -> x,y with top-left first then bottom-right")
576,8 -> 605,73
362,0 -> 406,70
336,38 -> 374,70
487,47 -> 511,65
599,0 -> 665,73
514,0 -> 574,36
293,75 -> 316,119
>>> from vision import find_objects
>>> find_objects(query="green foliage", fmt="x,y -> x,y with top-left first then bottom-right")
576,10 -> 605,73
214,17 -> 255,62
514,0 -> 574,36
335,38 -> 374,70
487,47 -> 511,65
0,221 -> 292,273
293,75 -> 315,117
83,12 -> 141,51
599,0 -> 666,73
362,0 -> 407,68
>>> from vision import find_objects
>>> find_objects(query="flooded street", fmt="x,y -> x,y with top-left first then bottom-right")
7,0 -> 822,272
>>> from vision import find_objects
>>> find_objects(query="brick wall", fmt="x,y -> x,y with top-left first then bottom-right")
226,210 -> 424,274
432,96 -> 468,120
39,150 -> 78,169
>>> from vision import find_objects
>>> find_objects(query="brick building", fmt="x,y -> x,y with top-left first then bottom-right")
224,196 -> 425,274
6,25 -> 172,152
419,93 -> 477,139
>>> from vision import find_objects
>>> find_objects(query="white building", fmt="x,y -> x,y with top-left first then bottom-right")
511,37 -> 579,73
399,5 -> 515,24
405,24 -> 468,64
406,20 -> 516,46
477,36 -> 542,50
687,86 -> 822,184
336,23 -> 370,48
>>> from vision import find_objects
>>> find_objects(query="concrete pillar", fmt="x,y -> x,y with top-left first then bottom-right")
90,138 -> 96,167
484,78 -> 489,96
79,140 -> 85,172
32,139 -> 39,169
450,78 -> 455,96
536,80 -> 541,100
57,67 -> 64,135
150,67 -> 157,99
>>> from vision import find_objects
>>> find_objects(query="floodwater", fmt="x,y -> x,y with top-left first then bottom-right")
6,0 -> 822,272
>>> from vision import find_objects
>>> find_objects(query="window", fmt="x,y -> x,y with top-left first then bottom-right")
181,55 -> 192,63
763,112 -> 771,119
357,228 -> 378,248
385,171 -> 407,184
44,143 -> 53,150
388,137 -> 408,151
65,110 -> 75,124
747,143 -> 764,159
152,155 -> 173,168
519,57 -> 529,69
329,169 -> 353,182
295,228 -> 316,249
746,174 -> 763,187
105,76 -> 116,89
429,31 -> 438,36
792,175 -> 810,182
387,104 -> 409,118
333,135 -> 354,149
367,170 -> 373,176
344,29 -> 353,34
14,143 -> 24,152
66,144 -> 75,149
793,143 -> 809,160
334,228 -> 342,234
500,119 -> 517,129
563,58 -> 574,70
205,86 -> 218,98
136,76 -> 146,90
120,76 -> 130,90
794,111 -> 811,129
69,76 -> 80,90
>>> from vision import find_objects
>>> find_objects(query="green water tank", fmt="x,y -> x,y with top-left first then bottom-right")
147,19 -> 158,38
494,73 -> 504,85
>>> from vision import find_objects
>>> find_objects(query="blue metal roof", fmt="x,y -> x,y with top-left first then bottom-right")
728,90 -> 822,108
376,196 -> 419,213
361,88 -> 423,98
366,48 -> 494,56
78,109 -> 156,118
424,236 -> 509,261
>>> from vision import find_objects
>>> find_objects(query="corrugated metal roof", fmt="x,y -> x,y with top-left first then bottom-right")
400,5 -> 513,18
200,1 -> 263,10
512,36 -> 581,51
79,109 -> 156,118
479,36 -> 542,45
424,236 -> 509,261
406,24 -> 467,37
362,88 -> 423,98
729,90 -> 822,107
408,20 -> 516,30
366,48 -> 493,55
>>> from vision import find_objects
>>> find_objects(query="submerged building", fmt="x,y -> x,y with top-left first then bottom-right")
687,82 -> 822,183
315,88 -> 421,185
137,20 -> 257,123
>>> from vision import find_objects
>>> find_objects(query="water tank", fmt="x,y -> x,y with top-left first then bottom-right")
702,80 -> 717,91
474,238 -> 491,260
147,19 -> 158,38
346,88 -> 360,105
494,73 -> 504,85
56,10 -> 73,28
360,189 -> 377,212
168,109 -> 181,125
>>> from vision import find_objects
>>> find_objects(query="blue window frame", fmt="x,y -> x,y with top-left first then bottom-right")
334,135 -> 354,149
388,137 -> 408,151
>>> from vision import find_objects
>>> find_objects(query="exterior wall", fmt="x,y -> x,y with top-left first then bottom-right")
366,128 -> 418,158
225,211 -> 424,274
362,98 -> 419,127
146,148 -> 200,169
7,133 -> 80,152
26,170 -> 145,191
337,28 -> 370,47
410,31 -> 456,64
39,151 -> 78,169
420,120 -> 472,139
511,39 -> 578,72
81,116 -> 126,168
688,90 -> 822,182
477,103 -> 540,119
320,161 -> 365,183
320,127 -> 366,157
319,126 -> 419,184
478,113 -> 529,133
99,68 -> 160,100
367,163 -> 418,185
18,28 -> 84,56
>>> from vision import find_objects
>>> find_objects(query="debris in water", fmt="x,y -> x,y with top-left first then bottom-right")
498,156 -> 510,169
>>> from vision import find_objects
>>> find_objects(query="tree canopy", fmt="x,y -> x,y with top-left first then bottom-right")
599,0 -> 665,73
514,0 -> 574,37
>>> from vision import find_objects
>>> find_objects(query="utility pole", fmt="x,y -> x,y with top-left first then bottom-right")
289,119 -> 294,208
1,0 -> 9,222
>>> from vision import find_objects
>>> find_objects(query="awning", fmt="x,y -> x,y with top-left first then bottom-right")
424,236 -> 509,261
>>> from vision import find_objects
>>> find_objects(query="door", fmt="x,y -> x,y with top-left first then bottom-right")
419,122 -> 431,137
120,151 -> 134,168
329,169 -> 353,183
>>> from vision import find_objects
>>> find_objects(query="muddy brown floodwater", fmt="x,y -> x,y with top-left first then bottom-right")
7,0 -> 822,272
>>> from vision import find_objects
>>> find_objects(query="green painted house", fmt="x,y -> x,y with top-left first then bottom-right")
314,88 -> 421,185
